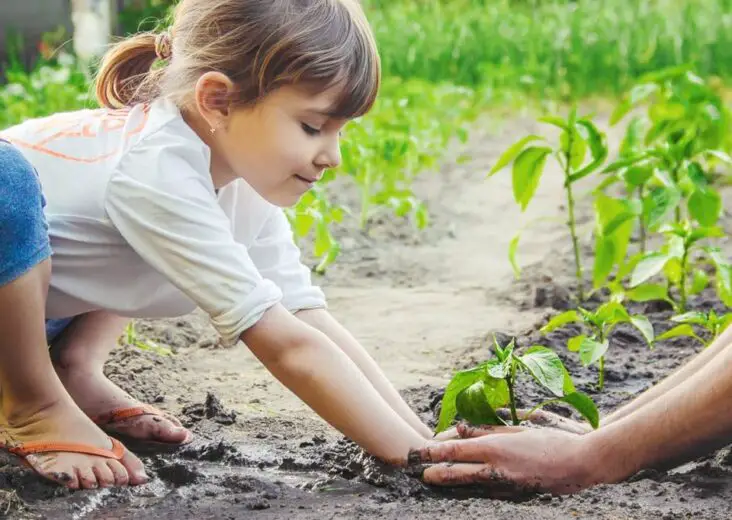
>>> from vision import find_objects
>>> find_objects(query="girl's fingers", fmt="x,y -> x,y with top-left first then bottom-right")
433,426 -> 460,441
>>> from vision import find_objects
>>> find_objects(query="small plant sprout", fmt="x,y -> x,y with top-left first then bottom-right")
629,222 -> 732,313
488,108 -> 608,301
541,302 -> 654,391
435,336 -> 599,433
123,322 -> 172,356
655,310 -> 732,348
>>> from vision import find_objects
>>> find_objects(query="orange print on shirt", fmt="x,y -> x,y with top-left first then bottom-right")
5,105 -> 151,164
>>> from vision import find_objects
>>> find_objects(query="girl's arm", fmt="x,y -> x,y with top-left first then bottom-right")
241,304 -> 428,464
296,308 -> 433,439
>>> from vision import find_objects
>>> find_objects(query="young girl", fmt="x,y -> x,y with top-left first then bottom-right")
0,0 -> 433,490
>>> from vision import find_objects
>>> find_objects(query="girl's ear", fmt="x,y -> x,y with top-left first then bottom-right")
193,71 -> 236,131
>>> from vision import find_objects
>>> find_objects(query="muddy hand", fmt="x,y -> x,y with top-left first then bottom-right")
496,408 -> 593,434
411,425 -> 598,496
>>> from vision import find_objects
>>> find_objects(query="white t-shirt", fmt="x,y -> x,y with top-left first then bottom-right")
1,98 -> 326,345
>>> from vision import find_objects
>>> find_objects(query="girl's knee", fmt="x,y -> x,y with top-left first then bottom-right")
0,142 -> 52,286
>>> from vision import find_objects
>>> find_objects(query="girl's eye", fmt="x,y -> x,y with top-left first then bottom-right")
301,123 -> 321,136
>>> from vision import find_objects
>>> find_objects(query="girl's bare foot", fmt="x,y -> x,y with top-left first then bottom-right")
52,312 -> 191,447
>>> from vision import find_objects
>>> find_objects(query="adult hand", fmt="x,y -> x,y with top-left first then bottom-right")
496,408 -> 594,434
412,423 -> 600,496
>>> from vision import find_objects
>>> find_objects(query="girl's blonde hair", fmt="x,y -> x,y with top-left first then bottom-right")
95,0 -> 380,118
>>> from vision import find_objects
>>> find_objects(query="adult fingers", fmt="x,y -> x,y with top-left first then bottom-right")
457,422 -> 525,438
412,435 -> 508,464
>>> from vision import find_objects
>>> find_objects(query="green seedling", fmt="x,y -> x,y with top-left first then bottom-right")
489,108 -> 608,301
436,337 -> 599,433
609,67 -> 729,227
541,301 -> 654,391
629,221 -> 732,313
123,322 -> 172,356
655,310 -> 732,348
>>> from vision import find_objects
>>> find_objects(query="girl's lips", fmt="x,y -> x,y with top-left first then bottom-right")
295,174 -> 318,183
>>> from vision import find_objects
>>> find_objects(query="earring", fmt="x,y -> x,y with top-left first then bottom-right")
210,127 -> 217,135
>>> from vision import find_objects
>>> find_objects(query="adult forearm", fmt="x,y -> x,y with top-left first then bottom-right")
297,309 -> 433,439
243,306 -> 426,465
587,333 -> 732,483
603,326 -> 732,426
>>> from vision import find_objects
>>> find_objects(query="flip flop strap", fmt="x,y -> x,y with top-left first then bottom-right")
8,438 -> 125,460
92,404 -> 163,426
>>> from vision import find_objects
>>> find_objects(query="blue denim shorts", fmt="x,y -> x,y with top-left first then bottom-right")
0,139 -> 74,343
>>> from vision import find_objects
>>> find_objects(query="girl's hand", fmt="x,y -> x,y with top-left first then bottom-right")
496,408 -> 595,434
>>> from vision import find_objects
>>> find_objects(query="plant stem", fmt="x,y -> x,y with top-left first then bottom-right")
671,165 -> 682,223
564,148 -> 584,301
679,246 -> 689,313
507,364 -> 519,425
598,356 -> 605,391
637,185 -> 646,254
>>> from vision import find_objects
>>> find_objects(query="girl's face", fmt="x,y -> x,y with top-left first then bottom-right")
196,80 -> 348,207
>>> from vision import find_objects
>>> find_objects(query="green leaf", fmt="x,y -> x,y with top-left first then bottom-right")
567,334 -> 586,352
560,392 -> 600,429
567,121 -> 609,183
602,212 -> 637,237
561,128 -> 587,170
716,264 -> 732,306
488,135 -> 544,176
518,346 -> 567,398
595,301 -> 630,325
455,381 -> 506,427
644,185 -> 682,229
689,270 -> 710,295
688,226 -> 725,245
626,283 -> 669,302
630,253 -> 670,287
623,165 -> 654,187
630,315 -> 655,344
687,162 -> 709,189
580,338 -> 610,366
539,115 -> 570,131
487,357 -> 512,379
541,311 -> 581,334
671,312 -> 708,326
512,146 -> 552,211
655,324 -> 702,344
602,154 -> 646,173
435,365 -> 486,432
593,235 -> 615,289
509,234 -> 521,278
688,189 -> 722,227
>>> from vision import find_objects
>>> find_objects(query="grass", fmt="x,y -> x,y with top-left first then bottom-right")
368,0 -> 732,98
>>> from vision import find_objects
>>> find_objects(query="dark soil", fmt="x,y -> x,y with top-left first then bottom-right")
3,286 -> 730,520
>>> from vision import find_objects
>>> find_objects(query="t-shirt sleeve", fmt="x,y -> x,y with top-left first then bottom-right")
104,132 -> 282,346
247,206 -> 327,313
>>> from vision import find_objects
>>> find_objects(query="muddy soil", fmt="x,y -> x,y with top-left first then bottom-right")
2,112 -> 732,519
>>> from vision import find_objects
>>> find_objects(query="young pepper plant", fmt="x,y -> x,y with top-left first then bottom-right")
629,222 -> 732,313
655,310 -> 732,348
488,108 -> 608,301
541,302 -> 654,391
436,337 -> 599,432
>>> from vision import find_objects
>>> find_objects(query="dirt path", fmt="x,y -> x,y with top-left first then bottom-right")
3,113 -> 731,519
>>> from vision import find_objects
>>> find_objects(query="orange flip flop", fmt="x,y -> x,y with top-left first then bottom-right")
3,437 -> 125,485
91,404 -> 193,453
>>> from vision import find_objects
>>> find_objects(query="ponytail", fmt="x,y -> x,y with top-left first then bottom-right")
94,33 -> 164,109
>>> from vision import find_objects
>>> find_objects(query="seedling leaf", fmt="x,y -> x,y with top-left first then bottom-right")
488,135 -> 544,176
580,338 -> 610,366
509,234 -> 521,278
631,253 -> 669,287
540,311 -> 581,334
518,346 -> 565,398
560,392 -> 600,429
655,324 -> 703,344
671,312 -> 708,326
435,365 -> 486,432
626,283 -> 669,302
630,315 -> 655,344
688,189 -> 722,227
568,334 -> 586,352
455,381 -> 506,427
512,146 -> 552,211
689,270 -> 710,295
